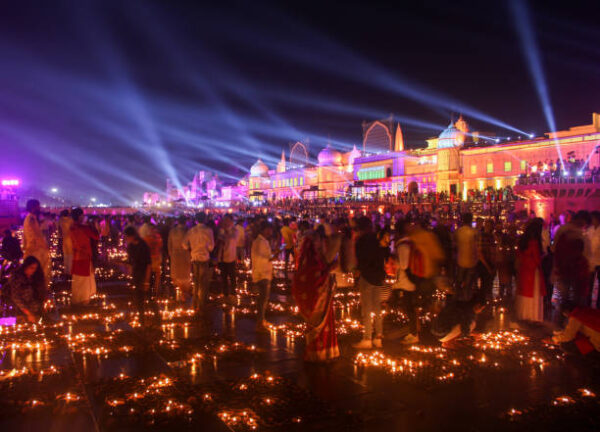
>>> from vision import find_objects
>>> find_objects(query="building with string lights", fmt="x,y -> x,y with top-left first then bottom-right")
151,113 -> 600,210
244,113 -> 600,203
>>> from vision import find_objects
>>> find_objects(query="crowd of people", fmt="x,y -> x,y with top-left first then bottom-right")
517,157 -> 600,185
2,198 -> 600,363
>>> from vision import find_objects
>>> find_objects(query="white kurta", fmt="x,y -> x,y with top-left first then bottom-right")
168,225 -> 191,288
72,265 -> 97,305
23,213 -> 51,282
515,269 -> 544,322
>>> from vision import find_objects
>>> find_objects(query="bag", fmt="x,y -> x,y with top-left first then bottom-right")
409,243 -> 426,278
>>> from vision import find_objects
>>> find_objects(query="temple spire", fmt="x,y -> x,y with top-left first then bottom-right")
394,123 -> 404,152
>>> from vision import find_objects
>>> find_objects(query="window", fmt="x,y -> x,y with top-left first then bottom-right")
486,162 -> 493,174
470,165 -> 477,174
520,160 -> 526,171
300,177 -> 304,186
504,161 -> 512,172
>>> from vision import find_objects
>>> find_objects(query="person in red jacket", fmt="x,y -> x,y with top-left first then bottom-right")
515,218 -> 546,322
70,208 -> 99,306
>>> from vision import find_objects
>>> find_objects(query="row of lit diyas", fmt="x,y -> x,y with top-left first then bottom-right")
354,348 -> 466,384
95,374 -> 195,427
505,388 -> 597,424
158,338 -> 258,368
62,330 -> 139,357
354,332 -> 565,385
94,373 -> 291,430
0,365 -> 60,381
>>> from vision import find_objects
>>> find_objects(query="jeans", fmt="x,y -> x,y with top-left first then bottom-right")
403,290 -> 417,335
456,266 -> 476,301
476,262 -> 494,300
255,279 -> 271,324
359,277 -> 383,340
218,261 -> 236,296
236,247 -> 245,262
191,261 -> 211,311
284,248 -> 294,278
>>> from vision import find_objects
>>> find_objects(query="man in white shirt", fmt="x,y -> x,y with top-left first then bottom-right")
251,221 -> 274,332
586,211 -> 600,308
182,212 -> 215,314
455,213 -> 478,301
217,214 -> 239,304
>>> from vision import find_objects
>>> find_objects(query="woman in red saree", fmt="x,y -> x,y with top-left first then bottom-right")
292,229 -> 340,362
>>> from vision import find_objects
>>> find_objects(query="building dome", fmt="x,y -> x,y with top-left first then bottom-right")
437,122 -> 465,149
318,144 -> 342,166
250,159 -> 269,177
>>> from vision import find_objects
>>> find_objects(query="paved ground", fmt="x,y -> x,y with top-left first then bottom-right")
1,265 -> 600,432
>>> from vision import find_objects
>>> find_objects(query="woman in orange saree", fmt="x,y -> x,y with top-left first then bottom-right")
292,230 -> 340,362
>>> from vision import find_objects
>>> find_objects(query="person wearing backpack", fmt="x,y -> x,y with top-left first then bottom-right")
392,221 -> 419,344
406,221 -> 445,342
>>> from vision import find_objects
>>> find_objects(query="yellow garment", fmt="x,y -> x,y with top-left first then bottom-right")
281,226 -> 296,250
409,228 -> 444,279
59,216 -> 73,255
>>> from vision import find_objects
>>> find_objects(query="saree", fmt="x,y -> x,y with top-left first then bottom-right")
292,234 -> 340,362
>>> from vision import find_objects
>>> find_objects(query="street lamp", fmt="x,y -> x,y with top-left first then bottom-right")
51,187 -> 58,193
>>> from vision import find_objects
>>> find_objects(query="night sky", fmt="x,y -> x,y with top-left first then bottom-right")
1,0 -> 599,204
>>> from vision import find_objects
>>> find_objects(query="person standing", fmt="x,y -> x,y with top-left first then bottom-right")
392,221 -> 418,344
554,211 -> 590,308
99,216 -> 110,255
23,199 -> 51,284
216,214 -> 238,304
292,228 -> 341,361
182,212 -> 214,315
455,213 -> 478,301
251,222 -> 274,332
280,218 -> 296,280
235,218 -> 246,263
140,219 -> 163,297
70,208 -> 99,306
476,218 -> 496,301
585,211 -> 600,308
124,227 -> 158,326
168,216 -> 192,301
515,218 -> 546,322
353,216 -> 386,349
58,210 -> 73,276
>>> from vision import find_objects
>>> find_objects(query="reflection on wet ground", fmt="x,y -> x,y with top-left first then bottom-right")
1,265 -> 600,431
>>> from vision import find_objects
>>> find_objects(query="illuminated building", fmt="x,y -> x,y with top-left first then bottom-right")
248,140 -> 359,201
151,114 -> 600,210
0,178 -> 20,230
243,113 -> 600,205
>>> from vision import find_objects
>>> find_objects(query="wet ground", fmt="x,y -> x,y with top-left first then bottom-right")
1,263 -> 600,432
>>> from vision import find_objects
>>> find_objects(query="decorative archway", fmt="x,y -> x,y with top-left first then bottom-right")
290,141 -> 309,167
363,121 -> 392,153
408,181 -> 419,194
